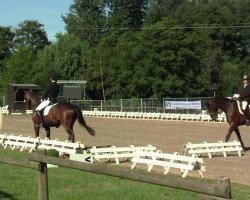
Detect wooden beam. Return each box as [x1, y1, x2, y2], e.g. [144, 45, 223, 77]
[28, 153, 231, 199]
[0, 156, 38, 169]
[38, 162, 48, 200]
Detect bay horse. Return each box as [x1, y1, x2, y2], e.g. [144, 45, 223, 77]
[207, 97, 248, 151]
[24, 90, 95, 142]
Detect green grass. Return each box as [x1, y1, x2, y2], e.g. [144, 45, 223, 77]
[0, 148, 250, 200]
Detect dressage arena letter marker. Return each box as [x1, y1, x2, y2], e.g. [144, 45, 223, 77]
[69, 153, 92, 163]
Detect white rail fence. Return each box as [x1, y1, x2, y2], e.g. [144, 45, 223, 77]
[0, 133, 85, 155]
[38, 138, 85, 155]
[88, 145, 157, 164]
[82, 110, 226, 122]
[3, 134, 39, 153]
[1, 133, 242, 179]
[183, 140, 243, 158]
[131, 151, 206, 178]
[1, 105, 9, 115]
[1, 105, 226, 123]
[70, 145, 206, 178]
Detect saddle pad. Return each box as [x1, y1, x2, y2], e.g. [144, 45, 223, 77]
[44, 104, 58, 116]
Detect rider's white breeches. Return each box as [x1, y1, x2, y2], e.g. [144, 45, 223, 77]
[36, 100, 51, 111]
[242, 101, 248, 110]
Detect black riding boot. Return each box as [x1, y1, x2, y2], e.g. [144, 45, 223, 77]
[36, 111, 44, 127]
[242, 109, 250, 126]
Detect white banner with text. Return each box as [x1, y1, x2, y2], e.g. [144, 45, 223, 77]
[165, 101, 201, 110]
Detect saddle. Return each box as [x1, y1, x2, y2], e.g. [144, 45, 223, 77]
[236, 100, 250, 115]
[42, 103, 58, 116]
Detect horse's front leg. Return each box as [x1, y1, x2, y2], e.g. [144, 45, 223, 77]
[234, 127, 246, 151]
[225, 123, 236, 142]
[45, 127, 51, 139]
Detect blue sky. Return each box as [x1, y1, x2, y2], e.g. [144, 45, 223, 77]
[0, 0, 74, 41]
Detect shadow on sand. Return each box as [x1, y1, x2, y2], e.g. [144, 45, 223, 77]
[244, 146, 250, 151]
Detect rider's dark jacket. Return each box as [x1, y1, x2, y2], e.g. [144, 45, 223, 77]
[43, 81, 60, 103]
[238, 83, 250, 103]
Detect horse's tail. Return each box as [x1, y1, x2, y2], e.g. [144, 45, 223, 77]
[74, 106, 95, 136]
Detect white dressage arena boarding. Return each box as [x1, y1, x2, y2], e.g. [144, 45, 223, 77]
[88, 144, 157, 164]
[0, 133, 243, 178]
[183, 140, 243, 158]
[0, 133, 84, 155]
[131, 151, 205, 178]
[70, 145, 206, 178]
[81, 110, 226, 122]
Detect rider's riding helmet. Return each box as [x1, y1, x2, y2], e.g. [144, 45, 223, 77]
[51, 74, 57, 81]
[243, 75, 250, 81]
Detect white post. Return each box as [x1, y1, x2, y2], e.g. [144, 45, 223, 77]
[120, 99, 123, 112]
[0, 107, 2, 130]
[141, 98, 143, 112]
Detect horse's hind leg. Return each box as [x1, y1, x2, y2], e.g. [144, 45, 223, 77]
[64, 126, 75, 142]
[45, 127, 51, 139]
[234, 127, 246, 151]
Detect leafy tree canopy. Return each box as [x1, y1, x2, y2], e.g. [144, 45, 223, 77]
[1, 0, 250, 100]
[14, 20, 50, 52]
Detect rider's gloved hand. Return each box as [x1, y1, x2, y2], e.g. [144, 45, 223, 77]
[233, 94, 240, 99]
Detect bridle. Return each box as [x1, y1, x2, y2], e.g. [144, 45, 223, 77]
[24, 94, 31, 109]
[207, 102, 218, 120]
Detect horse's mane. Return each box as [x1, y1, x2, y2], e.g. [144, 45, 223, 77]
[212, 97, 234, 103]
[27, 90, 39, 99]
[207, 97, 235, 111]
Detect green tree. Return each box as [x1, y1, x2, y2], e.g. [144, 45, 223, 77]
[236, 0, 250, 56]
[0, 26, 14, 60]
[14, 20, 49, 51]
[145, 0, 184, 25]
[103, 32, 141, 98]
[63, 0, 106, 46]
[0, 26, 14, 77]
[33, 33, 90, 95]
[1, 0, 250, 99]
[107, 0, 148, 30]
[1, 47, 36, 94]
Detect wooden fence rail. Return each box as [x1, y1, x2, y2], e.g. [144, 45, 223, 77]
[28, 151, 231, 199]
[0, 151, 232, 200]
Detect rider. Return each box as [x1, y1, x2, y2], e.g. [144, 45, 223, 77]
[233, 74, 250, 126]
[35, 74, 60, 127]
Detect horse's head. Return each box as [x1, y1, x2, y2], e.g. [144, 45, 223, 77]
[24, 90, 31, 109]
[207, 98, 219, 121]
[24, 90, 40, 110]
